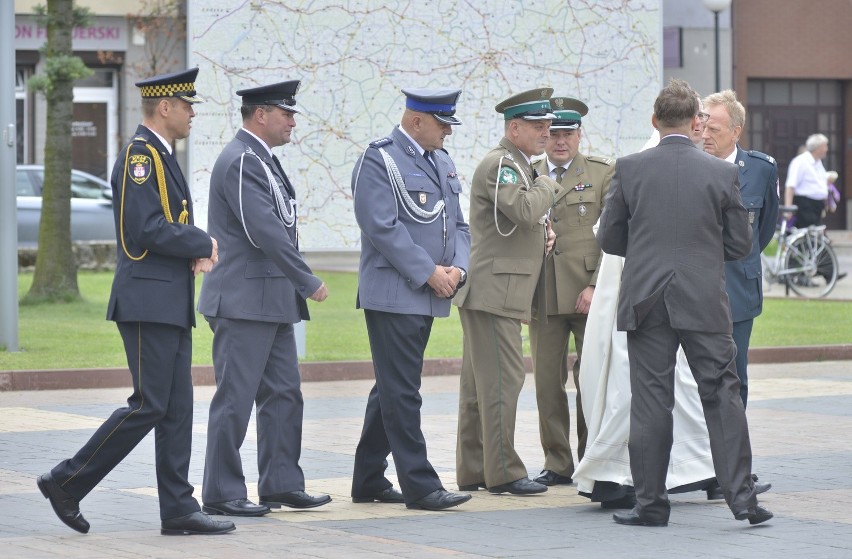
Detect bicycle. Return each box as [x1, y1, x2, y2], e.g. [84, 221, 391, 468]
[760, 205, 839, 298]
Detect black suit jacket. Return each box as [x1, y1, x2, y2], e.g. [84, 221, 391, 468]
[597, 135, 752, 334]
[107, 125, 213, 329]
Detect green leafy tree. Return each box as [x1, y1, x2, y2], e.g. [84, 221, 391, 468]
[24, 0, 92, 303]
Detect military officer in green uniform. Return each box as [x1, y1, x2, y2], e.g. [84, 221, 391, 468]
[454, 88, 569, 495]
[529, 97, 615, 486]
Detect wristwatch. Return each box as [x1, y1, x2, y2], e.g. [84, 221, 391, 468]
[458, 268, 467, 284]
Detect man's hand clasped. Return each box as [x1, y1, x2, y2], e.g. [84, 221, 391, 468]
[192, 237, 219, 276]
[427, 265, 463, 298]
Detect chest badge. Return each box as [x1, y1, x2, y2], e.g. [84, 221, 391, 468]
[419, 192, 427, 205]
[578, 204, 588, 216]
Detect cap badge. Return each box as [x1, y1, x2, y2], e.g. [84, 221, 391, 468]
[554, 98, 564, 109]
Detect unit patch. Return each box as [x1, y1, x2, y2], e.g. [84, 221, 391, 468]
[498, 166, 519, 184]
[129, 154, 152, 185]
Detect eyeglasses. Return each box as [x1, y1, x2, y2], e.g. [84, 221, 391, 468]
[697, 112, 710, 123]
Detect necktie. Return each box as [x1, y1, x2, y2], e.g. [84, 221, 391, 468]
[271, 154, 295, 197]
[424, 151, 438, 174]
[554, 166, 567, 182]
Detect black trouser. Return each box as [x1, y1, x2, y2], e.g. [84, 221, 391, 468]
[351, 310, 443, 505]
[792, 195, 825, 228]
[51, 321, 199, 520]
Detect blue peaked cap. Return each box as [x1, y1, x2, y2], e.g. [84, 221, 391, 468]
[402, 88, 462, 125]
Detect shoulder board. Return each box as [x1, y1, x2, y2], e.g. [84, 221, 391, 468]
[131, 135, 149, 144]
[587, 155, 615, 166]
[746, 150, 776, 166]
[369, 137, 393, 148]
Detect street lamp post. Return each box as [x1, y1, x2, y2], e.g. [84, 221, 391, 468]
[703, 0, 733, 92]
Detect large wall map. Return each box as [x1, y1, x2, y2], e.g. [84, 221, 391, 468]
[188, 0, 661, 248]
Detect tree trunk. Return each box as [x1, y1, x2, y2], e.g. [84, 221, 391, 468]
[26, 0, 79, 302]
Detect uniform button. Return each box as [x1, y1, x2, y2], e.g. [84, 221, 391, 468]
[266, 270, 271, 275]
[554, 249, 561, 255]
[553, 217, 559, 222]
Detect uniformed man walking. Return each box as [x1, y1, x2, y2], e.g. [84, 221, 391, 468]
[198, 80, 331, 517]
[530, 97, 614, 487]
[454, 88, 568, 495]
[351, 88, 472, 511]
[37, 68, 234, 536]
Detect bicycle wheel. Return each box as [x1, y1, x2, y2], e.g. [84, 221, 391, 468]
[783, 231, 838, 297]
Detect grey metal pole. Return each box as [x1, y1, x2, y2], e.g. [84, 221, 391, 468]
[0, 1, 20, 352]
[714, 10, 721, 92]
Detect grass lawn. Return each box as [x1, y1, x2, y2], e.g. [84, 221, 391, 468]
[0, 270, 849, 371]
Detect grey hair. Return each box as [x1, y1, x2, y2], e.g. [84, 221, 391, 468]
[806, 133, 829, 152]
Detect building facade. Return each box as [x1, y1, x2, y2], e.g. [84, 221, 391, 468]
[664, 0, 850, 230]
[14, 0, 188, 179]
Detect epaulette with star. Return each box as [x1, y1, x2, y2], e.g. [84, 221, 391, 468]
[369, 137, 393, 148]
[746, 149, 776, 167]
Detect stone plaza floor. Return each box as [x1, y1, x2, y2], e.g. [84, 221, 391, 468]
[2, 361, 852, 558]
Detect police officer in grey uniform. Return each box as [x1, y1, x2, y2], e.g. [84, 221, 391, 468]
[198, 80, 331, 516]
[350, 88, 472, 511]
[38, 68, 234, 536]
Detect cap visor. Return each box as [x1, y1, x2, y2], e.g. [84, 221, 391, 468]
[521, 112, 556, 121]
[275, 102, 302, 114]
[434, 114, 461, 125]
[178, 94, 205, 104]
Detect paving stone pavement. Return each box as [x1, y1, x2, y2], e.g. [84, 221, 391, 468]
[2, 361, 852, 558]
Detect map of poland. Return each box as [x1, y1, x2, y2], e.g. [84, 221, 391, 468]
[188, 0, 661, 249]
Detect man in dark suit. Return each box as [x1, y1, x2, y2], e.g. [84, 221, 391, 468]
[702, 90, 779, 408]
[37, 68, 234, 536]
[198, 80, 331, 516]
[597, 79, 772, 527]
[350, 88, 471, 511]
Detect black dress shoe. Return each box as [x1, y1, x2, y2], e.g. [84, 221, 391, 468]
[613, 507, 668, 527]
[202, 498, 270, 517]
[406, 489, 471, 511]
[458, 482, 486, 491]
[260, 490, 331, 509]
[601, 492, 637, 510]
[734, 505, 773, 525]
[533, 470, 573, 486]
[161, 511, 236, 535]
[352, 486, 404, 503]
[488, 477, 547, 495]
[37, 473, 90, 534]
[707, 480, 771, 501]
